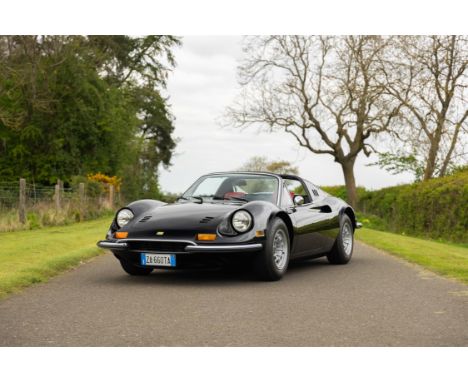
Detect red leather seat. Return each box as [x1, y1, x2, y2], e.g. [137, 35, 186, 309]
[224, 192, 246, 199]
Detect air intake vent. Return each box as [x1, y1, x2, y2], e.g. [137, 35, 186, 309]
[199, 216, 214, 223]
[138, 215, 152, 223]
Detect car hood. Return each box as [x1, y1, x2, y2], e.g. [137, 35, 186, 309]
[124, 202, 241, 238]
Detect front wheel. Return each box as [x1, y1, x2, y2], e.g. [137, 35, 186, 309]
[120, 259, 153, 276]
[327, 214, 354, 264]
[253, 218, 290, 281]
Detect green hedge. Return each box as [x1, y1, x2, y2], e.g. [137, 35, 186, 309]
[322, 169, 468, 243]
[321, 185, 368, 202]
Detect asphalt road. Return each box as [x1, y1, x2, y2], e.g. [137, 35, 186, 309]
[0, 242, 467, 346]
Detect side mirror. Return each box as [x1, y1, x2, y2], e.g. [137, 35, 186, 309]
[293, 195, 304, 206]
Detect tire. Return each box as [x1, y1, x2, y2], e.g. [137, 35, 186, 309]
[253, 218, 290, 281]
[120, 259, 153, 276]
[327, 214, 354, 265]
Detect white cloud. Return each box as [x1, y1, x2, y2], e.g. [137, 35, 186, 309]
[159, 36, 413, 194]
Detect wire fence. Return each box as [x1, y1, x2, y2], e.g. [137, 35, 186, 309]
[0, 179, 118, 231]
[1, 182, 65, 207]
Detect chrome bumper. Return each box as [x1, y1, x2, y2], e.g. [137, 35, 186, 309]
[185, 243, 262, 253]
[97, 240, 262, 253]
[97, 240, 128, 249]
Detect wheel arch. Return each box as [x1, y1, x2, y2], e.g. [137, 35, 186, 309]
[341, 206, 357, 230]
[271, 211, 294, 247]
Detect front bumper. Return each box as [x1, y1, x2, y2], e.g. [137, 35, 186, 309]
[97, 239, 263, 253]
[184, 244, 262, 253]
[97, 241, 129, 249]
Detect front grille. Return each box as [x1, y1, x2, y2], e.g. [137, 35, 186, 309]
[127, 240, 189, 253]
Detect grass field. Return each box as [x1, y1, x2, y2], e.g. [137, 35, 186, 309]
[0, 217, 111, 299]
[356, 228, 468, 285]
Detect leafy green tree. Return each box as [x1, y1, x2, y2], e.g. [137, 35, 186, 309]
[0, 35, 179, 200]
[369, 152, 425, 181]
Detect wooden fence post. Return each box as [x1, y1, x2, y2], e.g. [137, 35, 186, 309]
[79, 182, 85, 220]
[109, 185, 114, 208]
[19, 178, 26, 224]
[54, 180, 61, 211]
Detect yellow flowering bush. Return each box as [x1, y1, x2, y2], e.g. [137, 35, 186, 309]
[87, 173, 121, 192]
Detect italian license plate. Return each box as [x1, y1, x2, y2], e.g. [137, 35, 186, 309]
[140, 253, 176, 267]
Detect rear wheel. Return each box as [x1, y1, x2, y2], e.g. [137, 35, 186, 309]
[253, 218, 290, 281]
[327, 214, 354, 264]
[120, 259, 153, 276]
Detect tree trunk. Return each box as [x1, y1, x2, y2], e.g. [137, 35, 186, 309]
[423, 150, 437, 180]
[439, 121, 462, 177]
[423, 118, 444, 180]
[340, 160, 358, 208]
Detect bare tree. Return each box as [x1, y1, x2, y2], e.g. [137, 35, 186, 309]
[380, 35, 468, 180]
[226, 36, 399, 207]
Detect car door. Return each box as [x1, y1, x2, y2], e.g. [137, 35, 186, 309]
[282, 179, 331, 258]
[304, 180, 341, 253]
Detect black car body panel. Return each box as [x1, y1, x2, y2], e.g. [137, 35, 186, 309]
[98, 171, 358, 269]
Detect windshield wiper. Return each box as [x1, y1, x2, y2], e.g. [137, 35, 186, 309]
[210, 195, 248, 203]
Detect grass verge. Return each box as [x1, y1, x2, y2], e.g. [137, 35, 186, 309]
[0, 217, 111, 299]
[356, 228, 468, 285]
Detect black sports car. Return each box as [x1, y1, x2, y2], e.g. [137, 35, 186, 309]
[97, 172, 361, 281]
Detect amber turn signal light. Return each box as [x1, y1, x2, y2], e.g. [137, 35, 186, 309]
[197, 233, 217, 241]
[115, 231, 128, 239]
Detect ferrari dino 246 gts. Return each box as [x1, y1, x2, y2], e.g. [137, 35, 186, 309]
[98, 172, 361, 281]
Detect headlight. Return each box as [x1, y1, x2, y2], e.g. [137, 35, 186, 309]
[231, 210, 253, 233]
[116, 208, 134, 228]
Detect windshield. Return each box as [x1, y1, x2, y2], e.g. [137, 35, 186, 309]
[182, 173, 279, 204]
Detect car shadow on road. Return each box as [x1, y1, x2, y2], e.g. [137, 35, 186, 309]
[97, 257, 332, 287]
